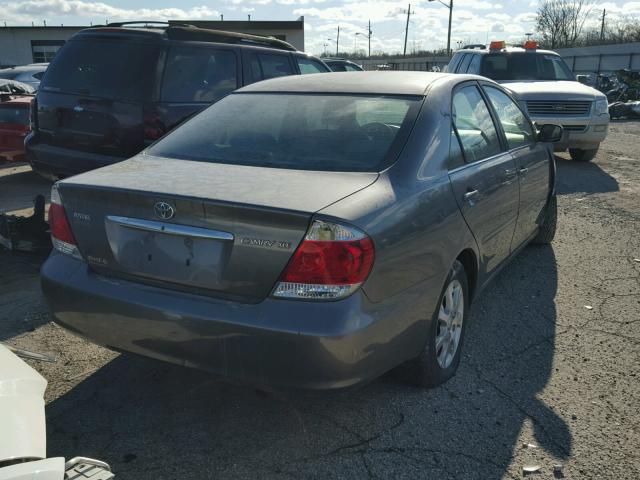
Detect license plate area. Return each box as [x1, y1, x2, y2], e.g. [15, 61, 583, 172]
[104, 216, 233, 290]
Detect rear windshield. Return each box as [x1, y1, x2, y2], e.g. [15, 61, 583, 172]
[0, 106, 29, 125]
[147, 93, 422, 172]
[481, 53, 574, 81]
[40, 39, 161, 101]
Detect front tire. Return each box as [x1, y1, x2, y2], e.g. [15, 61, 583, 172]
[569, 147, 598, 162]
[404, 260, 469, 388]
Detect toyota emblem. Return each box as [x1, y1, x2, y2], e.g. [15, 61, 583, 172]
[154, 201, 175, 220]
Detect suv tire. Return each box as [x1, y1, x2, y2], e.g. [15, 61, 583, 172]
[403, 260, 469, 388]
[532, 194, 557, 245]
[569, 147, 598, 162]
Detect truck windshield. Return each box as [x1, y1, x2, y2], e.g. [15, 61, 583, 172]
[480, 52, 575, 81]
[148, 93, 422, 172]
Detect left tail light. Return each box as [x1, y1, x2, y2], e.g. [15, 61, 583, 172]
[49, 184, 81, 259]
[272, 219, 375, 300]
[29, 97, 37, 131]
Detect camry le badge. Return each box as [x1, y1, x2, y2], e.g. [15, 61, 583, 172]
[73, 105, 84, 112]
[154, 201, 175, 220]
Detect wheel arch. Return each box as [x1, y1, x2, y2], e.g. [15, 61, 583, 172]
[456, 248, 478, 302]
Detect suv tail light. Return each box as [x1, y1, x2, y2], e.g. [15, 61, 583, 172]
[29, 97, 38, 131]
[272, 220, 374, 300]
[49, 184, 81, 259]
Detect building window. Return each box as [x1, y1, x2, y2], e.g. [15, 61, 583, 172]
[31, 41, 65, 63]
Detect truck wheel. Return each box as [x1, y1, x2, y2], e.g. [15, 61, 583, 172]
[404, 260, 469, 388]
[569, 148, 598, 162]
[532, 194, 557, 245]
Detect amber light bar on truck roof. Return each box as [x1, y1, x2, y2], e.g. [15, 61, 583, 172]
[489, 40, 506, 50]
[523, 40, 538, 49]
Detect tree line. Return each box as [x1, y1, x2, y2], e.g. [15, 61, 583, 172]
[536, 0, 640, 48]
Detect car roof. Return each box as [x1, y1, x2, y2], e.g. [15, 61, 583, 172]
[456, 47, 558, 56]
[238, 71, 454, 95]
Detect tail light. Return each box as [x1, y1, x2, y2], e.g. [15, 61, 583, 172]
[272, 220, 374, 300]
[49, 184, 81, 259]
[29, 97, 38, 131]
[143, 105, 166, 143]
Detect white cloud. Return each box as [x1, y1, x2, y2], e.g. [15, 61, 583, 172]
[0, 0, 220, 23]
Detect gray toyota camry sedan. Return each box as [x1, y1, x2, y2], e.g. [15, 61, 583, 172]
[42, 72, 562, 389]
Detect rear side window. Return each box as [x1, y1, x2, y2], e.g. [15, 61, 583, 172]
[249, 53, 293, 81]
[345, 63, 363, 71]
[446, 53, 463, 73]
[296, 57, 328, 74]
[40, 40, 161, 101]
[0, 106, 29, 125]
[466, 55, 481, 74]
[33, 72, 45, 80]
[457, 54, 473, 73]
[452, 85, 501, 162]
[162, 47, 238, 103]
[0, 70, 21, 80]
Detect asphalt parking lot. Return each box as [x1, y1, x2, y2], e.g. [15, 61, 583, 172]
[1, 121, 639, 479]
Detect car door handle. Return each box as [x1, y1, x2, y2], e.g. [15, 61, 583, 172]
[519, 167, 529, 175]
[463, 189, 479, 205]
[504, 168, 517, 176]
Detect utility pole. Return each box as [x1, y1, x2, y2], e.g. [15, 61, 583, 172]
[600, 9, 606, 43]
[368, 19, 371, 59]
[336, 25, 340, 56]
[403, 4, 413, 57]
[446, 0, 453, 56]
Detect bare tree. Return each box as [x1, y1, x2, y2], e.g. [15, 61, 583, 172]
[536, 0, 596, 48]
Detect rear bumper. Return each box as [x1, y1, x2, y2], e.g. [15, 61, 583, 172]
[41, 253, 434, 390]
[25, 133, 125, 178]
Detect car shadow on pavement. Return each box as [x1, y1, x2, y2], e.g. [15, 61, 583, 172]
[44, 245, 569, 479]
[554, 154, 618, 196]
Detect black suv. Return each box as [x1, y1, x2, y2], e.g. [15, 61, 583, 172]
[26, 22, 330, 179]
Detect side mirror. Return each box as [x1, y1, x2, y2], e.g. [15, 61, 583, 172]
[538, 124, 563, 143]
[576, 74, 589, 85]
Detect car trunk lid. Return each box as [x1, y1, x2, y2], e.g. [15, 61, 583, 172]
[57, 155, 378, 302]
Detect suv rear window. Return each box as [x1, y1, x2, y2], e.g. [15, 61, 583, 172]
[40, 39, 161, 101]
[481, 52, 574, 81]
[148, 93, 422, 172]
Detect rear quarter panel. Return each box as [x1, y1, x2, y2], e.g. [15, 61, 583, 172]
[319, 78, 478, 346]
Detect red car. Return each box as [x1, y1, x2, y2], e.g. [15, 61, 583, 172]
[0, 96, 31, 162]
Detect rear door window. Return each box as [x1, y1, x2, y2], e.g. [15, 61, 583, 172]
[162, 46, 238, 103]
[452, 85, 502, 162]
[483, 86, 535, 149]
[296, 57, 328, 74]
[249, 53, 294, 82]
[40, 40, 161, 101]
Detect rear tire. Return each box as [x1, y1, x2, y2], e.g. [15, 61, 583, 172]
[532, 194, 557, 245]
[569, 147, 598, 162]
[404, 260, 469, 388]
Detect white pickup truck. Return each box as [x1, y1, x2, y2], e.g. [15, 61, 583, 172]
[447, 41, 610, 162]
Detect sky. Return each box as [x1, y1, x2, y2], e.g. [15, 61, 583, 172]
[0, 0, 639, 55]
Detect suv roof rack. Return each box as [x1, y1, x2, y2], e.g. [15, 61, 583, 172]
[100, 22, 297, 52]
[107, 21, 175, 28]
[165, 26, 297, 51]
